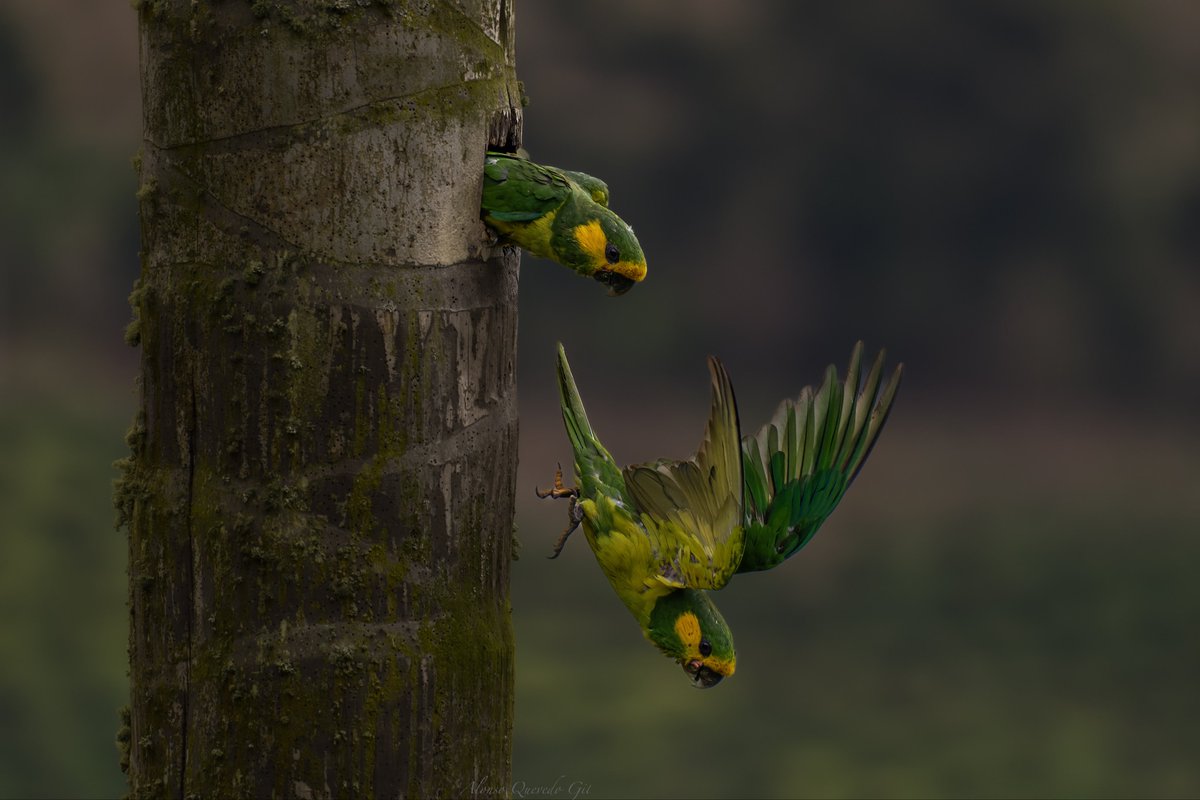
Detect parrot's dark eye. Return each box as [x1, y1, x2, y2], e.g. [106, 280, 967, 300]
[699, 639, 712, 657]
[604, 243, 620, 264]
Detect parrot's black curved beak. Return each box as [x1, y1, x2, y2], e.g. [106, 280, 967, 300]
[683, 660, 725, 689]
[594, 270, 636, 296]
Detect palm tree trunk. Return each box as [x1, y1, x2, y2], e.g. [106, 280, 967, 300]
[118, 1, 522, 796]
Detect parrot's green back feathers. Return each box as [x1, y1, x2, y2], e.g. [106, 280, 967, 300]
[482, 155, 569, 222]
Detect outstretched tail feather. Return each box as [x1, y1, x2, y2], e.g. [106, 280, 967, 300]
[556, 343, 598, 459]
[555, 344, 631, 508]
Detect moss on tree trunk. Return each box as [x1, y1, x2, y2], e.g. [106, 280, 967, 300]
[117, 1, 522, 797]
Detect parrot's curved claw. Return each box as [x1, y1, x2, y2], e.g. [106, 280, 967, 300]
[537, 464, 582, 558]
[548, 499, 584, 560]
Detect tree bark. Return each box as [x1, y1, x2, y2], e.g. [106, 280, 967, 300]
[118, 1, 521, 797]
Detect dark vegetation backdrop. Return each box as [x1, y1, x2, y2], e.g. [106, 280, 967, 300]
[2, 1, 1198, 797]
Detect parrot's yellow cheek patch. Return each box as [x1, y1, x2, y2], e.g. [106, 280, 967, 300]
[674, 612, 703, 651]
[572, 219, 608, 266]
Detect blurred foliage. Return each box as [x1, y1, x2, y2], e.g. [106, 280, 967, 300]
[2, 0, 1199, 797]
[0, 393, 129, 798]
[515, 502, 1200, 798]
[513, 406, 1200, 798]
[516, 0, 1200, 408]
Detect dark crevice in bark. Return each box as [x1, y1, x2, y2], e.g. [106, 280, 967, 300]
[179, 363, 197, 800]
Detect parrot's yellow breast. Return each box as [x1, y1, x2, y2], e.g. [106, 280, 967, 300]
[579, 497, 672, 627]
[489, 208, 558, 260]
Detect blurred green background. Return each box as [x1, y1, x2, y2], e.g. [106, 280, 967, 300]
[3, 1, 1199, 797]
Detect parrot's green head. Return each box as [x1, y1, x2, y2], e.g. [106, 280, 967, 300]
[645, 589, 736, 688]
[566, 206, 646, 296]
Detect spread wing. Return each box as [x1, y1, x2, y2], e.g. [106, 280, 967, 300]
[623, 357, 745, 591]
[739, 342, 902, 572]
[482, 153, 572, 222]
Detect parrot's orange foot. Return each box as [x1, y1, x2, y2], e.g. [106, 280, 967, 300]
[536, 464, 583, 559]
[535, 463, 579, 501]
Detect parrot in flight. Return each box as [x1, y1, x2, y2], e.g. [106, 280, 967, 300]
[538, 342, 902, 686]
[481, 152, 646, 295]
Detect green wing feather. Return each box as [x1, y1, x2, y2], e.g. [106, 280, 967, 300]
[623, 357, 746, 590]
[482, 153, 572, 223]
[738, 342, 902, 573]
